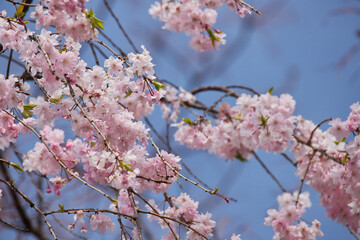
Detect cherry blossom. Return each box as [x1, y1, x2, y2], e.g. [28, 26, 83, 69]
[90, 213, 116, 233]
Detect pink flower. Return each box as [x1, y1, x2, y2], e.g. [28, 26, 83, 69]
[49, 176, 66, 195]
[90, 213, 116, 233]
[328, 118, 350, 141]
[237, 6, 251, 18]
[230, 233, 242, 240]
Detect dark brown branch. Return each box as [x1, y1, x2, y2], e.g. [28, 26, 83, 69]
[6, 49, 13, 79]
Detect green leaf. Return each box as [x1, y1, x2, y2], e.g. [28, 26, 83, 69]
[342, 153, 349, 164]
[50, 98, 60, 104]
[16, 4, 25, 18]
[182, 117, 193, 126]
[259, 112, 269, 127]
[268, 87, 274, 95]
[23, 104, 37, 111]
[92, 17, 104, 30]
[10, 163, 23, 173]
[50, 94, 66, 104]
[206, 28, 220, 47]
[10, 177, 15, 184]
[23, 109, 29, 119]
[152, 81, 168, 91]
[235, 153, 247, 162]
[125, 90, 133, 98]
[211, 187, 219, 194]
[119, 161, 133, 172]
[334, 137, 346, 145]
[58, 204, 65, 212]
[23, 104, 37, 118]
[86, 8, 105, 30]
[111, 198, 118, 204]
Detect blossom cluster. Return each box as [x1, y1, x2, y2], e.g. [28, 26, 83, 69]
[291, 103, 360, 234]
[161, 86, 197, 122]
[149, 0, 251, 51]
[169, 89, 360, 236]
[173, 93, 296, 160]
[146, 193, 217, 239]
[30, 0, 96, 41]
[0, 6, 187, 236]
[264, 191, 323, 240]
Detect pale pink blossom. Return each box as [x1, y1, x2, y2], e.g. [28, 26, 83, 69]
[90, 213, 116, 233]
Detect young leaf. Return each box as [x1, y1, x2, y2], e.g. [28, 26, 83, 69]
[16, 5, 25, 18]
[259, 112, 269, 127]
[206, 28, 220, 47]
[10, 163, 24, 173]
[119, 161, 133, 172]
[268, 87, 274, 95]
[125, 90, 133, 98]
[23, 104, 37, 111]
[152, 81, 168, 91]
[23, 109, 29, 119]
[86, 8, 105, 30]
[211, 187, 219, 194]
[58, 204, 65, 212]
[235, 153, 247, 162]
[50, 98, 60, 104]
[182, 117, 193, 126]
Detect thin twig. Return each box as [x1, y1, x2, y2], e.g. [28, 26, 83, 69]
[144, 117, 168, 148]
[252, 152, 287, 193]
[0, 179, 58, 240]
[236, 0, 262, 15]
[127, 188, 143, 240]
[191, 86, 240, 98]
[6, 49, 13, 78]
[103, 0, 139, 53]
[147, 133, 230, 202]
[295, 150, 316, 206]
[6, 0, 38, 7]
[45, 208, 134, 220]
[137, 209, 210, 240]
[132, 190, 179, 240]
[0, 218, 30, 232]
[203, 92, 232, 118]
[87, 41, 100, 66]
[307, 118, 332, 145]
[348, 225, 360, 240]
[293, 134, 342, 164]
[280, 153, 297, 167]
[98, 30, 127, 57]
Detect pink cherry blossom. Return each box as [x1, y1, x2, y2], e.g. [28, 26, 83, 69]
[90, 213, 116, 233]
